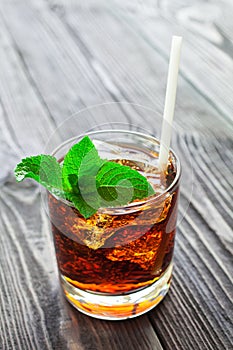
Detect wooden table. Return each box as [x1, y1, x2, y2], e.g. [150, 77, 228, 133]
[0, 1, 232, 349]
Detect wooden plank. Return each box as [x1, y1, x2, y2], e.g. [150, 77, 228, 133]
[107, 0, 233, 132]
[0, 0, 157, 152]
[0, 0, 232, 349]
[0, 1, 129, 121]
[0, 15, 56, 156]
[3, 0, 231, 139]
[49, 1, 233, 137]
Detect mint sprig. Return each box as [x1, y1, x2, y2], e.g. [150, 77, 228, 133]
[14, 155, 65, 198]
[14, 136, 155, 218]
[96, 161, 155, 205]
[62, 136, 105, 193]
[66, 174, 99, 218]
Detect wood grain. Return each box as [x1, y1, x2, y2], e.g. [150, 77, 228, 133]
[0, 0, 232, 349]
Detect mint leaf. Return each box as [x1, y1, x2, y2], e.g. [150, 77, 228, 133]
[66, 174, 98, 219]
[14, 155, 64, 197]
[62, 136, 105, 193]
[96, 161, 155, 207]
[62, 136, 105, 218]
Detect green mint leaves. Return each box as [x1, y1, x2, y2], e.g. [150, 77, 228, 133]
[62, 136, 106, 218]
[96, 162, 155, 205]
[14, 155, 64, 198]
[15, 136, 155, 218]
[62, 136, 105, 192]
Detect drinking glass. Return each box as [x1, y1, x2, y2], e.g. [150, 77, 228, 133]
[47, 128, 181, 320]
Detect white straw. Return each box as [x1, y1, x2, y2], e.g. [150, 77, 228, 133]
[158, 36, 182, 171]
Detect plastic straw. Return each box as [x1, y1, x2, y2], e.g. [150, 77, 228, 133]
[158, 36, 182, 171]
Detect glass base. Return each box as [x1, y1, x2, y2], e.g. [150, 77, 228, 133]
[60, 262, 173, 320]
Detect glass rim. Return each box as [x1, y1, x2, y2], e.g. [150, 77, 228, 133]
[50, 129, 181, 213]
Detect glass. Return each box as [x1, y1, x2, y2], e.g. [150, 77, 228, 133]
[48, 130, 181, 320]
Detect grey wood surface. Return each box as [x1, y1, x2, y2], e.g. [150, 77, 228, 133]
[0, 0, 232, 349]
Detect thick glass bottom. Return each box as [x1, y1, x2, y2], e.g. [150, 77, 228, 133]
[60, 262, 173, 320]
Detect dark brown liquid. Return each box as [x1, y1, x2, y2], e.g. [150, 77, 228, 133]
[48, 163, 179, 294]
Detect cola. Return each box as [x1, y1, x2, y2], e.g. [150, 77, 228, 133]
[48, 159, 179, 295]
